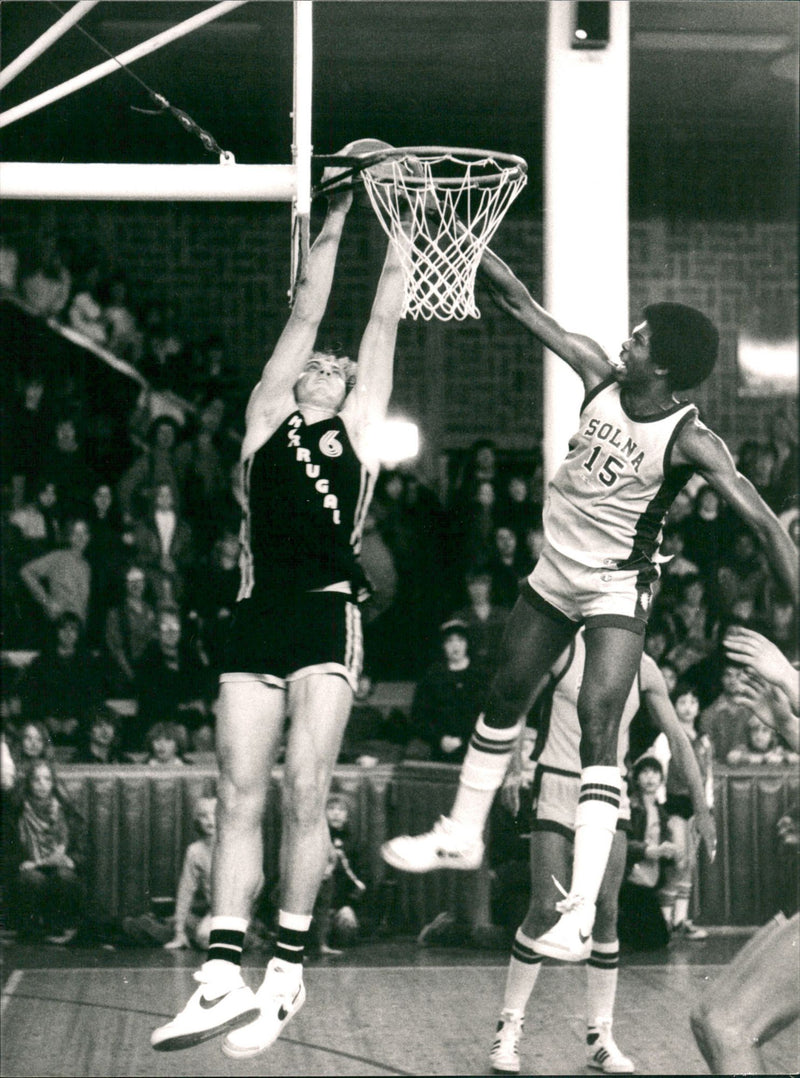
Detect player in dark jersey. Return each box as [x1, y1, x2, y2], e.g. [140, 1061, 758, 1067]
[153, 151, 407, 1057]
[382, 245, 797, 964]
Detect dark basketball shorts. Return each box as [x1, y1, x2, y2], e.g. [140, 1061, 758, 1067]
[219, 589, 363, 692]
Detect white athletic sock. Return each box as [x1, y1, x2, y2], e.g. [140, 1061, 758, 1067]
[660, 902, 675, 928]
[569, 767, 621, 904]
[451, 715, 524, 833]
[502, 928, 544, 1014]
[586, 939, 619, 1027]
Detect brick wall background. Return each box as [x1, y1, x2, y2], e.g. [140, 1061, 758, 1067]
[6, 201, 797, 471]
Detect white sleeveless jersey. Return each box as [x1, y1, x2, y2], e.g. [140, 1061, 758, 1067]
[543, 377, 697, 569]
[536, 629, 656, 782]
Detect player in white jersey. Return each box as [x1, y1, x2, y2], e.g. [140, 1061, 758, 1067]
[489, 627, 714, 1074]
[153, 145, 409, 1057]
[382, 244, 796, 964]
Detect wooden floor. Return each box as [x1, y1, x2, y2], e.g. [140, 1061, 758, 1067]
[1, 937, 797, 1076]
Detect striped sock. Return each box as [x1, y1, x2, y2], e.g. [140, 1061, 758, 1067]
[274, 910, 312, 967]
[570, 766, 621, 904]
[451, 715, 524, 833]
[207, 915, 248, 967]
[502, 929, 544, 1014]
[586, 939, 619, 1028]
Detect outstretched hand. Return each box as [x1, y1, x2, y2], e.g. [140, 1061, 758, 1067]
[724, 626, 799, 710]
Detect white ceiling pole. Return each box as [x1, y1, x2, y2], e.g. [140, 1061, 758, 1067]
[0, 1, 100, 92]
[0, 0, 248, 129]
[0, 162, 296, 201]
[293, 1, 313, 221]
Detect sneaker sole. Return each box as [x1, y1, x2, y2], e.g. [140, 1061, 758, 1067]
[380, 844, 481, 874]
[490, 1061, 521, 1074]
[151, 1008, 261, 1052]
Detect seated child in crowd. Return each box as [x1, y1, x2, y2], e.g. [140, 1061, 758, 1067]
[164, 796, 216, 951]
[313, 792, 367, 954]
[726, 714, 799, 767]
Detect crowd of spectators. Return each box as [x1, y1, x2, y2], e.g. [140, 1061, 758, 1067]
[0, 225, 797, 949]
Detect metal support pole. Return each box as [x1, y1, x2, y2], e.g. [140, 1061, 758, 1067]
[0, 1, 100, 91]
[0, 0, 247, 129]
[290, 1, 314, 298]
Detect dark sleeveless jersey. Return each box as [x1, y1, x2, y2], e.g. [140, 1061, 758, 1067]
[237, 411, 376, 600]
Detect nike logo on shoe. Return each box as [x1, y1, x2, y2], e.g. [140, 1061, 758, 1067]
[277, 985, 302, 1022]
[579, 930, 591, 944]
[199, 991, 231, 1010]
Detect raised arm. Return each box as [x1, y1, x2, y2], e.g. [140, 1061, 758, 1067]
[242, 191, 353, 450]
[340, 234, 406, 467]
[673, 418, 798, 601]
[723, 626, 800, 715]
[477, 246, 612, 390]
[640, 656, 717, 862]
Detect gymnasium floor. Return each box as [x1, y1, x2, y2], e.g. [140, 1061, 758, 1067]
[1, 933, 797, 1076]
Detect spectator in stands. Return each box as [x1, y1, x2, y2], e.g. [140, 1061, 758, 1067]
[453, 478, 500, 577]
[164, 796, 217, 951]
[617, 756, 675, 952]
[766, 406, 799, 516]
[103, 562, 158, 698]
[190, 531, 240, 679]
[133, 605, 213, 754]
[3, 372, 50, 511]
[498, 473, 539, 551]
[174, 397, 234, 559]
[102, 274, 143, 365]
[487, 525, 528, 610]
[643, 616, 675, 667]
[449, 567, 510, 680]
[19, 516, 92, 643]
[18, 611, 102, 751]
[725, 657, 800, 769]
[699, 662, 754, 762]
[450, 438, 498, 510]
[716, 527, 771, 622]
[117, 415, 183, 527]
[7, 720, 55, 791]
[664, 574, 717, 675]
[132, 481, 195, 608]
[13, 759, 85, 943]
[85, 481, 127, 647]
[145, 721, 189, 767]
[7, 477, 62, 563]
[139, 302, 187, 391]
[313, 792, 367, 954]
[766, 597, 799, 664]
[183, 334, 240, 410]
[663, 485, 694, 528]
[73, 705, 125, 765]
[681, 484, 726, 583]
[659, 682, 713, 941]
[726, 714, 798, 767]
[19, 234, 71, 320]
[67, 264, 107, 345]
[46, 416, 97, 524]
[405, 620, 485, 764]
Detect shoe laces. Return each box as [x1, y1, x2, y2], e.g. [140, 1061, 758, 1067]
[551, 877, 586, 914]
[262, 961, 302, 1005]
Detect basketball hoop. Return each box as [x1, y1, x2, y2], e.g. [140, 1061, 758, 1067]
[321, 146, 527, 321]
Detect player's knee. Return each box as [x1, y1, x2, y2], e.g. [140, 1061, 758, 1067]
[216, 774, 266, 829]
[282, 770, 328, 827]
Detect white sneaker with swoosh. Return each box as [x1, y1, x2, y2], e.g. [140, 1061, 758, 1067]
[151, 962, 259, 1051]
[381, 816, 484, 873]
[222, 960, 306, 1059]
[532, 891, 595, 962]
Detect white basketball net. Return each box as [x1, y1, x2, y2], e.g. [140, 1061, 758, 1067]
[361, 150, 527, 321]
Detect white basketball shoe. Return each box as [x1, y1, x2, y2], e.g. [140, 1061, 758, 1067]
[532, 893, 595, 962]
[489, 1010, 524, 1073]
[380, 816, 484, 873]
[150, 961, 259, 1051]
[587, 1020, 635, 1073]
[221, 959, 306, 1059]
